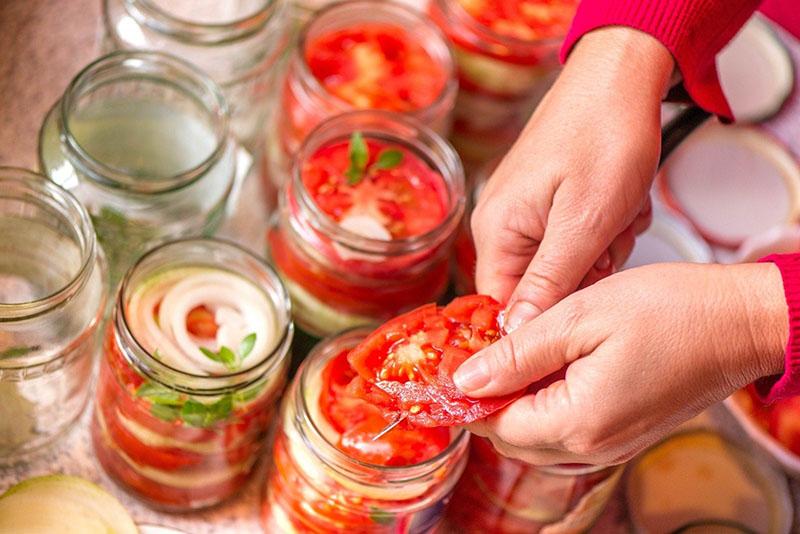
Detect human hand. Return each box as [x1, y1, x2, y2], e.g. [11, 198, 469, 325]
[455, 262, 788, 465]
[472, 27, 675, 331]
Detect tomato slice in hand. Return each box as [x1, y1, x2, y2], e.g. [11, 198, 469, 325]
[348, 295, 522, 426]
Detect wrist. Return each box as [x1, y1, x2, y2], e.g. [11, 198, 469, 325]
[725, 263, 788, 380]
[566, 26, 675, 103]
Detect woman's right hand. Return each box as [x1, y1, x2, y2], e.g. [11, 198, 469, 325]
[472, 27, 675, 330]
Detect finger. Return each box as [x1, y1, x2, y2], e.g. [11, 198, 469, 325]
[631, 195, 653, 236]
[453, 302, 583, 397]
[608, 227, 636, 269]
[505, 185, 617, 330]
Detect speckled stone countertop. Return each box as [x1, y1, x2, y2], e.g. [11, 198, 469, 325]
[2, 2, 800, 533]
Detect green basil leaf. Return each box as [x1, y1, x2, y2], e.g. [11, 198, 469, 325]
[150, 403, 180, 422]
[199, 347, 224, 363]
[180, 396, 233, 428]
[369, 506, 394, 525]
[234, 383, 263, 404]
[372, 149, 403, 171]
[345, 131, 369, 185]
[136, 383, 182, 406]
[218, 346, 238, 369]
[239, 333, 257, 360]
[0, 346, 39, 360]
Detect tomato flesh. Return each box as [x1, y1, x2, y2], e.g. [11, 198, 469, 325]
[319, 349, 450, 466]
[348, 295, 521, 426]
[456, 0, 577, 41]
[302, 138, 449, 239]
[186, 305, 218, 339]
[306, 25, 448, 112]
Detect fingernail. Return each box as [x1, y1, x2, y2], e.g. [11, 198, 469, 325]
[454, 356, 490, 393]
[504, 301, 541, 333]
[594, 251, 611, 270]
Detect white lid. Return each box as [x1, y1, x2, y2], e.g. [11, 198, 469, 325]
[624, 206, 714, 268]
[658, 123, 800, 248]
[717, 15, 794, 123]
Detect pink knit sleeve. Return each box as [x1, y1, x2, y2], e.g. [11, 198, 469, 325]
[754, 254, 800, 402]
[560, 0, 762, 120]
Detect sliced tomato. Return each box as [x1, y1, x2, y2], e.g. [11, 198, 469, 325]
[455, 0, 577, 41]
[305, 24, 448, 112]
[348, 295, 521, 426]
[186, 305, 218, 339]
[319, 348, 450, 465]
[301, 138, 449, 240]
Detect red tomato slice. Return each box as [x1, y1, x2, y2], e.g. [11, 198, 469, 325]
[319, 349, 450, 465]
[301, 139, 449, 240]
[186, 305, 218, 339]
[348, 295, 521, 426]
[456, 0, 577, 41]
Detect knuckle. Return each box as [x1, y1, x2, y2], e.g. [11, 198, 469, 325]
[486, 336, 525, 377]
[521, 266, 573, 304]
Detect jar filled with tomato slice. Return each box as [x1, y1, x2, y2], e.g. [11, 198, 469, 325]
[261, 328, 469, 532]
[91, 238, 293, 511]
[267, 110, 465, 336]
[429, 0, 578, 169]
[274, 0, 457, 165]
[445, 436, 623, 533]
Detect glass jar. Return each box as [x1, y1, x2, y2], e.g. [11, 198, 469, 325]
[267, 110, 465, 337]
[445, 436, 623, 533]
[91, 238, 293, 510]
[261, 328, 469, 532]
[429, 0, 578, 170]
[275, 0, 457, 164]
[39, 51, 237, 288]
[103, 0, 289, 154]
[0, 168, 107, 463]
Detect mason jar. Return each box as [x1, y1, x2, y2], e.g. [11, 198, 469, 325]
[261, 328, 469, 532]
[91, 238, 293, 510]
[275, 0, 457, 163]
[445, 436, 623, 533]
[267, 110, 465, 336]
[39, 51, 237, 288]
[428, 0, 578, 169]
[0, 168, 107, 463]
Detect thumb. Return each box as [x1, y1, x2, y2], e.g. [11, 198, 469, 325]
[505, 194, 614, 331]
[453, 310, 572, 397]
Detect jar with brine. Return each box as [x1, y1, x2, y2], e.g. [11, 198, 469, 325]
[429, 0, 578, 169]
[0, 168, 107, 462]
[445, 437, 623, 533]
[261, 328, 469, 532]
[267, 111, 465, 336]
[276, 0, 457, 162]
[102, 0, 289, 154]
[91, 238, 293, 510]
[39, 51, 237, 287]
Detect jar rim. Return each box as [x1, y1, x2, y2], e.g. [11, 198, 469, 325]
[289, 110, 465, 257]
[294, 0, 457, 122]
[0, 168, 98, 321]
[433, 0, 568, 53]
[58, 51, 230, 194]
[115, 237, 293, 394]
[121, 0, 280, 44]
[297, 327, 469, 480]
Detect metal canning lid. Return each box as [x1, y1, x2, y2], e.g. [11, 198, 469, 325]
[624, 204, 714, 268]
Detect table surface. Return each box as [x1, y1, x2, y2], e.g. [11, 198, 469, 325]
[2, 2, 800, 533]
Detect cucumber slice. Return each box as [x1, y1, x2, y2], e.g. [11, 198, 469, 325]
[282, 277, 374, 336]
[0, 475, 137, 534]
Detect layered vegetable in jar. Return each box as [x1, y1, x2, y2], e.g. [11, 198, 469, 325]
[429, 0, 578, 169]
[268, 110, 464, 336]
[261, 328, 469, 532]
[91, 239, 292, 510]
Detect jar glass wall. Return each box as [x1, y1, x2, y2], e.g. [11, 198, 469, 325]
[39, 51, 236, 288]
[91, 238, 293, 510]
[261, 328, 469, 532]
[0, 168, 107, 463]
[267, 110, 465, 336]
[445, 436, 623, 533]
[429, 0, 578, 170]
[274, 0, 456, 166]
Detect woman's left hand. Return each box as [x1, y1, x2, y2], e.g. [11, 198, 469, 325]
[454, 262, 788, 465]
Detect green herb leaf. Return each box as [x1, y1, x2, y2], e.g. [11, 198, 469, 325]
[371, 149, 403, 171]
[0, 346, 39, 360]
[150, 403, 181, 422]
[369, 506, 394, 525]
[345, 131, 369, 186]
[200, 346, 238, 370]
[180, 396, 233, 428]
[136, 383, 182, 406]
[239, 333, 257, 360]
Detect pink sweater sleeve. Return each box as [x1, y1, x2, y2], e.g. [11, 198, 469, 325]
[560, 0, 762, 120]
